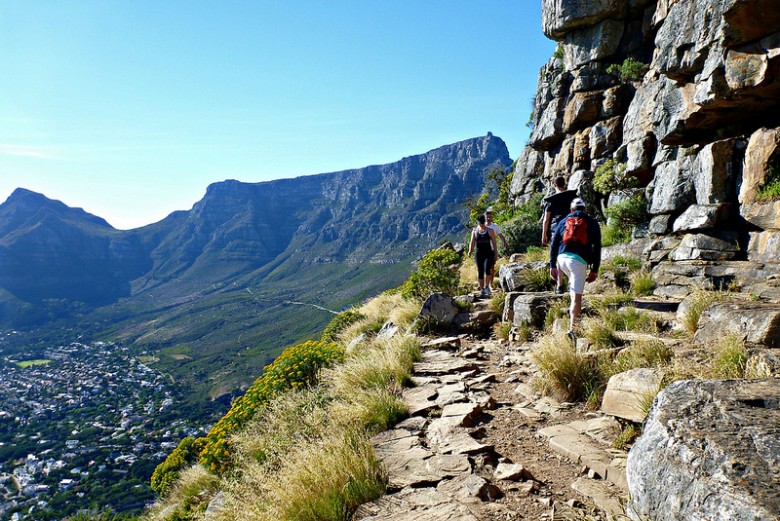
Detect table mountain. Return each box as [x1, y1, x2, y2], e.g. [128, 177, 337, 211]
[0, 134, 511, 402]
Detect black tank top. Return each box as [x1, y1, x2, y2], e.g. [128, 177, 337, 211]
[475, 228, 492, 254]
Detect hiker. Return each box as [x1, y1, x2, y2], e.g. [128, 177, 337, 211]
[549, 198, 601, 340]
[485, 207, 509, 290]
[468, 214, 497, 298]
[541, 176, 578, 294]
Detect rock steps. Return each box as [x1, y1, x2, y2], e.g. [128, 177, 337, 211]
[357, 321, 631, 520]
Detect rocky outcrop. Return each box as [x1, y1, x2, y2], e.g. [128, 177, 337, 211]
[511, 0, 780, 295]
[626, 379, 780, 520]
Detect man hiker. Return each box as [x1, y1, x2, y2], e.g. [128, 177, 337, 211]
[485, 207, 508, 290]
[541, 176, 578, 293]
[549, 197, 601, 341]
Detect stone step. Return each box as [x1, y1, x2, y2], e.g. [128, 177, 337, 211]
[538, 419, 628, 491]
[571, 477, 627, 519]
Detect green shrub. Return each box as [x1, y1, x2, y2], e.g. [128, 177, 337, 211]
[605, 194, 649, 227]
[502, 216, 543, 254]
[401, 248, 462, 301]
[519, 267, 556, 292]
[151, 436, 208, 496]
[321, 310, 366, 342]
[606, 57, 647, 83]
[630, 270, 655, 297]
[601, 221, 633, 246]
[757, 160, 780, 201]
[496, 321, 513, 341]
[198, 340, 345, 474]
[593, 159, 637, 194]
[521, 245, 549, 262]
[602, 338, 673, 378]
[604, 255, 642, 273]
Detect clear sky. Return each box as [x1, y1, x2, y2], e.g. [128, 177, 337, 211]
[0, 1, 554, 229]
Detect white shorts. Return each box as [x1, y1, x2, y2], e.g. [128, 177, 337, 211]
[557, 255, 588, 294]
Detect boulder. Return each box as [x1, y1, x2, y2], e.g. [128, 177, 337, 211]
[692, 139, 739, 205]
[530, 96, 566, 151]
[416, 293, 459, 328]
[512, 293, 567, 329]
[694, 301, 780, 348]
[377, 321, 400, 340]
[501, 292, 522, 323]
[747, 230, 780, 262]
[589, 117, 623, 159]
[573, 128, 591, 167]
[601, 368, 664, 423]
[627, 379, 780, 521]
[498, 262, 549, 292]
[741, 200, 780, 231]
[648, 215, 672, 235]
[671, 204, 734, 233]
[668, 232, 738, 262]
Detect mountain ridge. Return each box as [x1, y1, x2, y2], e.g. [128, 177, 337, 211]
[0, 133, 511, 403]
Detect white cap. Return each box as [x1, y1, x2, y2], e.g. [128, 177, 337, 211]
[571, 197, 586, 209]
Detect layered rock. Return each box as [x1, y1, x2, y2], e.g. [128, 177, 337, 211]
[626, 379, 780, 520]
[511, 0, 780, 293]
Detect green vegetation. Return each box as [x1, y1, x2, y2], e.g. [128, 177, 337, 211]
[401, 248, 462, 301]
[757, 159, 780, 201]
[606, 57, 647, 83]
[681, 290, 723, 336]
[321, 310, 366, 342]
[711, 334, 749, 378]
[150, 437, 208, 495]
[519, 266, 556, 292]
[612, 424, 641, 450]
[601, 222, 633, 246]
[593, 159, 637, 194]
[630, 270, 656, 297]
[15, 358, 51, 368]
[531, 334, 602, 402]
[148, 292, 422, 521]
[605, 194, 649, 227]
[520, 245, 549, 262]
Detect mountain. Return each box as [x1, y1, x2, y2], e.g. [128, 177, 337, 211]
[0, 134, 511, 402]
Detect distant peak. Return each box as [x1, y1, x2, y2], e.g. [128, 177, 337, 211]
[2, 188, 113, 229]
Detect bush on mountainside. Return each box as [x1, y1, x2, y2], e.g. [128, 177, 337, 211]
[401, 248, 462, 300]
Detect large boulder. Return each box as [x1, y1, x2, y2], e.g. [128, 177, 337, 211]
[512, 293, 567, 329]
[627, 379, 780, 521]
[561, 19, 626, 70]
[415, 293, 459, 329]
[671, 204, 734, 234]
[601, 368, 664, 423]
[738, 127, 780, 204]
[499, 262, 550, 292]
[668, 232, 739, 262]
[694, 301, 780, 348]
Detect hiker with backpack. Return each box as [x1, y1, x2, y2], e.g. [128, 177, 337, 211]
[549, 198, 602, 340]
[541, 176, 578, 293]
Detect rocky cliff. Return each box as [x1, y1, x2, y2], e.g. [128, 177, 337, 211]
[511, 0, 780, 297]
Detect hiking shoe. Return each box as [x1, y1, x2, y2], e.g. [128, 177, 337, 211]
[555, 287, 565, 294]
[566, 330, 577, 343]
[478, 288, 487, 298]
[484, 286, 492, 296]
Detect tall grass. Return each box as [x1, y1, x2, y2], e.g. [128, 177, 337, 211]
[711, 334, 749, 378]
[630, 270, 655, 297]
[531, 333, 603, 402]
[682, 290, 722, 336]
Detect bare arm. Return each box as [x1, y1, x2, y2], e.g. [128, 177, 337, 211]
[542, 211, 552, 245]
[467, 229, 476, 257]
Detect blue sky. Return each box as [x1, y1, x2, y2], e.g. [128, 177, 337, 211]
[0, 1, 554, 229]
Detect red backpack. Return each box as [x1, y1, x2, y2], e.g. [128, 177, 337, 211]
[563, 215, 588, 246]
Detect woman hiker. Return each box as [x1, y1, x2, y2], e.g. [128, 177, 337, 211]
[468, 214, 497, 298]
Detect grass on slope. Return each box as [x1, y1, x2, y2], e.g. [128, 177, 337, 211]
[145, 292, 421, 521]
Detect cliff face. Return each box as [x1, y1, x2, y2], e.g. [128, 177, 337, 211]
[512, 0, 780, 295]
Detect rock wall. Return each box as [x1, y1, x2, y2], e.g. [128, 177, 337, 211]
[513, 0, 780, 295]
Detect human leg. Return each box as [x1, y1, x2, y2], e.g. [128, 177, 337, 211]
[557, 256, 588, 331]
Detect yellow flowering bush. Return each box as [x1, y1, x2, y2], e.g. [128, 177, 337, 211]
[150, 436, 208, 495]
[198, 340, 344, 474]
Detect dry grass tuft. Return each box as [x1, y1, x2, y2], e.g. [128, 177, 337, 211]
[711, 334, 749, 379]
[531, 333, 602, 402]
[145, 465, 221, 521]
[681, 289, 723, 336]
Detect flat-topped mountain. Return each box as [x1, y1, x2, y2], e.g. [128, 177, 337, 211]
[0, 134, 511, 401]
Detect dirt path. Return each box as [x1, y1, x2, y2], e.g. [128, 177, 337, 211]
[358, 306, 629, 521]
